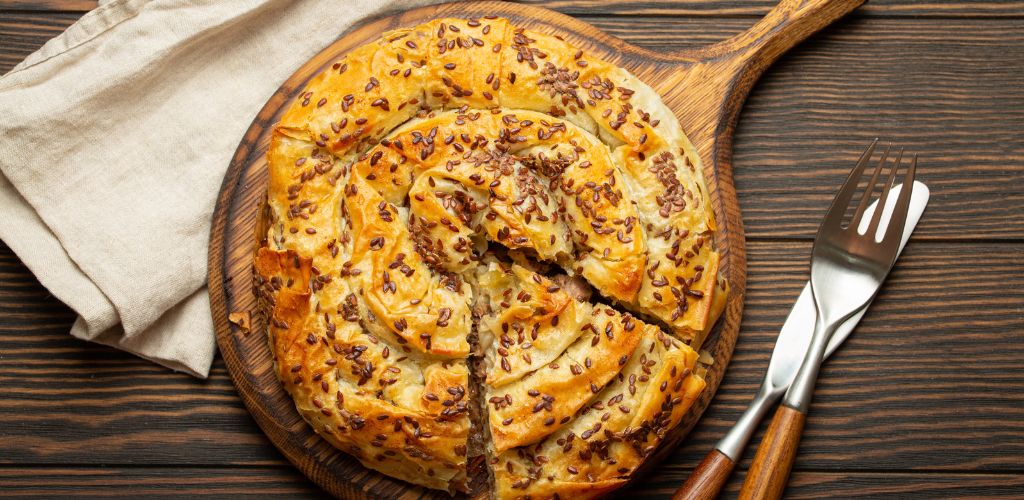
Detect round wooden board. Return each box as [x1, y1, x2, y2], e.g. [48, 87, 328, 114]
[204, 0, 871, 496]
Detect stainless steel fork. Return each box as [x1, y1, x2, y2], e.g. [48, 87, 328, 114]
[739, 140, 917, 500]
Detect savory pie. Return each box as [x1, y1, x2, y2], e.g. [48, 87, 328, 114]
[253, 16, 727, 499]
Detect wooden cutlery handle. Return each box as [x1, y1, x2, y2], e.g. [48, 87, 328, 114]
[673, 449, 736, 500]
[738, 405, 807, 500]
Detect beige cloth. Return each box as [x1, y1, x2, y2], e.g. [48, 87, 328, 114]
[0, 0, 436, 378]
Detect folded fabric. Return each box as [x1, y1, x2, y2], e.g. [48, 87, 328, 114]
[0, 0, 437, 378]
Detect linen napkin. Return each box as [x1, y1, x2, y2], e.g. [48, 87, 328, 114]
[0, 0, 438, 378]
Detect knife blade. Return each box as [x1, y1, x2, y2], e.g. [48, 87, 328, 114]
[716, 180, 930, 461]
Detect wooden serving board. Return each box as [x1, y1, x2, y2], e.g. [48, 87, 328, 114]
[207, 1, 862, 497]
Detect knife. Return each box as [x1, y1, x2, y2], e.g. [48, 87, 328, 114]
[672, 181, 930, 500]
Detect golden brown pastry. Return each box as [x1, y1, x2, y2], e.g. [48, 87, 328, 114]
[255, 16, 727, 498]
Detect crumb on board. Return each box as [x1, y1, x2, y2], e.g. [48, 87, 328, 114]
[229, 311, 251, 335]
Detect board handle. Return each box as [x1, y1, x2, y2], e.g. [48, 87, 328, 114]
[671, 0, 866, 135]
[660, 0, 865, 164]
[698, 0, 865, 70]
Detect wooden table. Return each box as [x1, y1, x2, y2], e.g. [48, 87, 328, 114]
[2, 1, 1022, 498]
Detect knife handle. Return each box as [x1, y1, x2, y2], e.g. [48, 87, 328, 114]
[738, 405, 806, 500]
[673, 449, 736, 500]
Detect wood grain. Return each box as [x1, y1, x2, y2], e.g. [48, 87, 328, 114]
[525, 0, 1024, 17]
[2, 1, 1023, 498]
[528, 0, 1024, 17]
[3, 237, 1024, 494]
[673, 448, 737, 500]
[3, 0, 1023, 17]
[584, 15, 1024, 240]
[646, 472, 1024, 499]
[676, 241, 1024, 473]
[0, 0, 97, 11]
[4, 14, 1022, 240]
[740, 405, 807, 500]
[0, 466, 326, 498]
[0, 11, 79, 71]
[2, 468, 1023, 499]
[3, 241, 1022, 471]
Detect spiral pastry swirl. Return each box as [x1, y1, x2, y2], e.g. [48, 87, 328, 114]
[254, 16, 727, 498]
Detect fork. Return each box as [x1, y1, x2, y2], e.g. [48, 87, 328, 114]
[738, 140, 917, 500]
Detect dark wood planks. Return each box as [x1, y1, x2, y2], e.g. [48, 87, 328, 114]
[3, 13, 1021, 240]
[0, 0, 96, 10]
[646, 471, 1024, 498]
[0, 11, 79, 71]
[0, 0, 97, 11]
[2, 1, 1023, 498]
[4, 241, 1021, 473]
[3, 468, 1022, 499]
[1, 470, 1023, 500]
[0, 466, 327, 498]
[0, 243, 285, 466]
[2, 0, 1023, 17]
[675, 241, 1024, 474]
[528, 0, 1024, 17]
[584, 15, 1024, 240]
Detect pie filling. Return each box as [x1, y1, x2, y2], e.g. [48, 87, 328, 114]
[255, 17, 727, 499]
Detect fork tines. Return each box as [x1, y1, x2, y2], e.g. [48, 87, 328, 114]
[828, 139, 917, 246]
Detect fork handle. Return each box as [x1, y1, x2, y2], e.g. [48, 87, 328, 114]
[672, 449, 736, 500]
[740, 313, 834, 499]
[738, 405, 807, 500]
